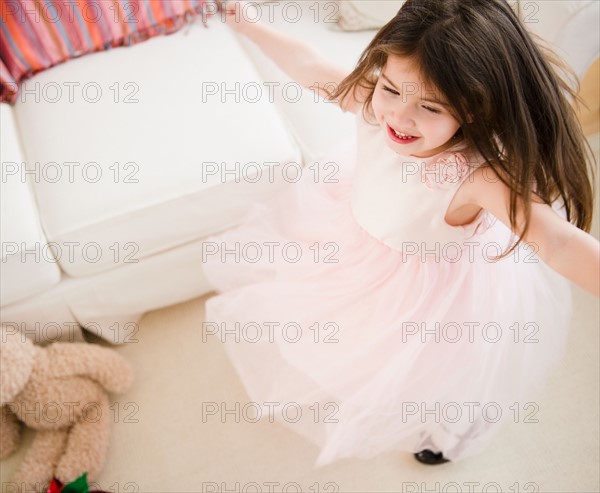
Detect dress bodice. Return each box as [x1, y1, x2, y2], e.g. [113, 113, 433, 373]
[350, 110, 493, 251]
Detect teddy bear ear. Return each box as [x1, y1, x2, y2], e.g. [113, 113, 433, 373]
[0, 328, 37, 405]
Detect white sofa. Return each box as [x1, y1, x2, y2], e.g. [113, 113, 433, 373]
[1, 0, 598, 344]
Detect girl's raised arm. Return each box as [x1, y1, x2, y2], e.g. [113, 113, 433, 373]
[461, 166, 600, 297]
[220, 0, 364, 113]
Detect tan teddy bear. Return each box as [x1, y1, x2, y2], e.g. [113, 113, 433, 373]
[0, 327, 134, 492]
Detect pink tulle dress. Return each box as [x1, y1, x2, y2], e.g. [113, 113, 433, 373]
[202, 108, 572, 467]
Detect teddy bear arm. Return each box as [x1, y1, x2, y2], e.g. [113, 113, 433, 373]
[44, 344, 134, 394]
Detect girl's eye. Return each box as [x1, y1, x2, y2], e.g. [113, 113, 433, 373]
[383, 85, 399, 96]
[422, 105, 441, 114]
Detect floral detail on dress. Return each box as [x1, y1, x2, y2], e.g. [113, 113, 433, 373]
[422, 152, 471, 189]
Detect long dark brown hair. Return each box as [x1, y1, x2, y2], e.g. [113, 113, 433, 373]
[328, 0, 596, 257]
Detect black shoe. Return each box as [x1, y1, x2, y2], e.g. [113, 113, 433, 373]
[414, 449, 450, 465]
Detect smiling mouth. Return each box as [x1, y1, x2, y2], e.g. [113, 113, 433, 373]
[387, 124, 420, 143]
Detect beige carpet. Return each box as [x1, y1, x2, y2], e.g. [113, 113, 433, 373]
[2, 136, 599, 493]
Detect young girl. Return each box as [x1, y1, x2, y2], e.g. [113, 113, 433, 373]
[203, 0, 600, 467]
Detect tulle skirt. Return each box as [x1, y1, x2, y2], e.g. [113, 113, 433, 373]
[201, 141, 572, 468]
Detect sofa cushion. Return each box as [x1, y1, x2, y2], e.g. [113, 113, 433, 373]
[0, 103, 61, 306]
[0, 0, 212, 103]
[13, 19, 301, 277]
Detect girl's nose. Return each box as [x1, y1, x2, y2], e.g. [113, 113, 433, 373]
[390, 105, 416, 128]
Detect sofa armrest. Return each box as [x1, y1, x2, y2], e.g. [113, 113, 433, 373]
[0, 104, 61, 306]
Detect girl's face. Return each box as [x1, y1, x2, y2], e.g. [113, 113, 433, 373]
[371, 55, 462, 158]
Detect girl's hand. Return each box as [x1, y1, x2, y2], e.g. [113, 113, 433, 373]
[219, 0, 260, 35]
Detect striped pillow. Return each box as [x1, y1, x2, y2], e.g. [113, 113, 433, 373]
[0, 0, 211, 103]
